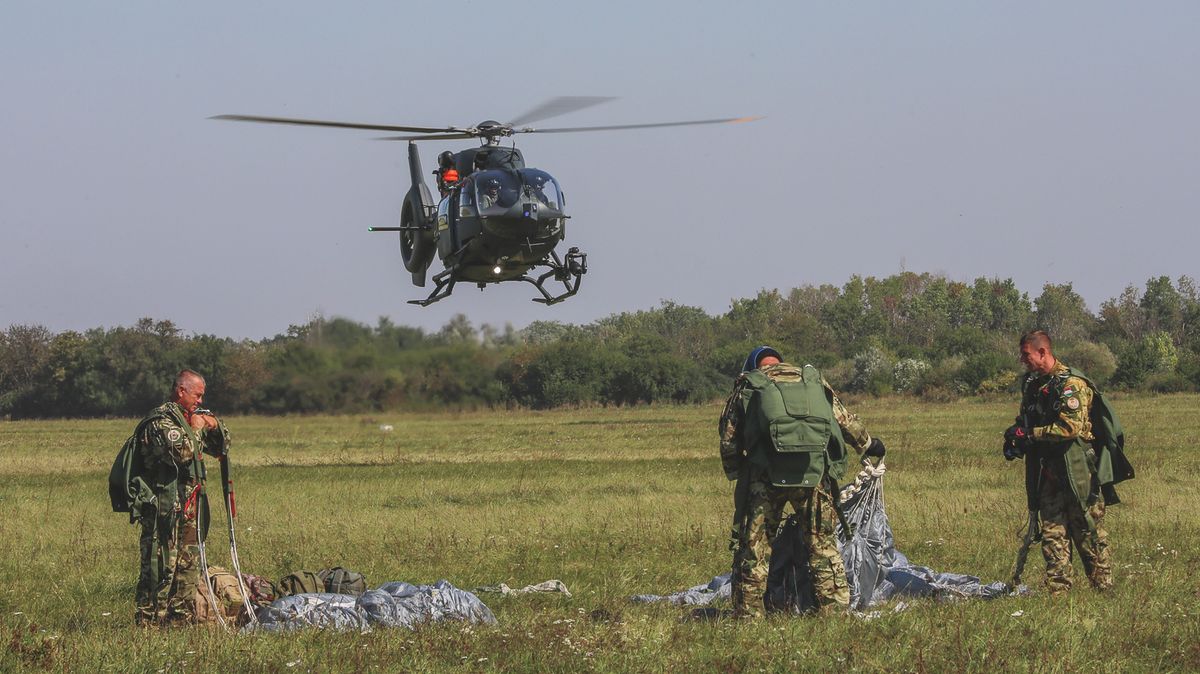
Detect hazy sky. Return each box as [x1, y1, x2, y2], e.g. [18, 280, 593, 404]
[2, 2, 1197, 339]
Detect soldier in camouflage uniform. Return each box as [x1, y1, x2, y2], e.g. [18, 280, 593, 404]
[719, 346, 886, 618]
[132, 370, 229, 625]
[1006, 331, 1112, 595]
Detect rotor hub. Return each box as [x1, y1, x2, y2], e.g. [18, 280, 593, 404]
[471, 120, 512, 144]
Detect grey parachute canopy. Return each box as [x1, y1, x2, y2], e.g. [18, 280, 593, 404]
[631, 461, 1015, 611]
[249, 580, 496, 633]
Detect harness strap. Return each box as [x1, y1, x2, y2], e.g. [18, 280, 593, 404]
[182, 482, 202, 518]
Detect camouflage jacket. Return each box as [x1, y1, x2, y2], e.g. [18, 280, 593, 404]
[1017, 361, 1099, 512]
[1018, 361, 1094, 444]
[135, 402, 227, 506]
[718, 363, 872, 482]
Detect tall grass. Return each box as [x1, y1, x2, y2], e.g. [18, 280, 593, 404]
[1, 395, 1197, 671]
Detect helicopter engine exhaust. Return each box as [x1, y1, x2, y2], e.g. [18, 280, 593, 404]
[399, 142, 435, 285]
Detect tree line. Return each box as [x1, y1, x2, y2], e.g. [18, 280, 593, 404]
[2, 273, 1197, 418]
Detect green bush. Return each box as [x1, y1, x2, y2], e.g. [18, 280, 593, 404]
[1145, 372, 1195, 393]
[1057, 341, 1118, 384]
[916, 355, 968, 400]
[1114, 331, 1179, 388]
[850, 344, 894, 395]
[892, 358, 931, 393]
[958, 351, 1017, 392]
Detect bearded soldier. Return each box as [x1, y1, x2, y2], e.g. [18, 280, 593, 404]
[128, 370, 229, 624]
[719, 346, 886, 618]
[1005, 331, 1132, 595]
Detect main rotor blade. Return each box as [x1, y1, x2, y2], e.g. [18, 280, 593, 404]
[375, 133, 479, 141]
[505, 96, 618, 127]
[520, 116, 764, 134]
[211, 114, 466, 135]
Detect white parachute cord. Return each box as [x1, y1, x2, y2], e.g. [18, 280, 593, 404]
[188, 478, 229, 631]
[195, 538, 229, 631]
[219, 454, 259, 628]
[836, 459, 886, 542]
[226, 500, 258, 627]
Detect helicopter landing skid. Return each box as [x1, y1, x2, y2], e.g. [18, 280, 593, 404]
[406, 247, 586, 306]
[522, 247, 587, 305]
[407, 269, 456, 307]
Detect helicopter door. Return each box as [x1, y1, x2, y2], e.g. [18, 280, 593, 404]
[436, 195, 456, 259]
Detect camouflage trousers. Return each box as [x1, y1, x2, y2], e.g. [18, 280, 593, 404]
[135, 491, 202, 625]
[1038, 476, 1111, 595]
[730, 473, 848, 617]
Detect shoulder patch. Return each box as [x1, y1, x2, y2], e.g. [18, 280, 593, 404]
[1062, 385, 1075, 397]
[167, 428, 182, 443]
[1066, 397, 1080, 410]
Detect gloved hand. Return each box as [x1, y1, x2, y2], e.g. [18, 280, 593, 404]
[864, 437, 886, 458]
[1003, 424, 1031, 461]
[722, 457, 742, 481]
[1002, 437, 1023, 461]
[1004, 424, 1031, 447]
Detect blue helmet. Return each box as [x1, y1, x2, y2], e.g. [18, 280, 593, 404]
[743, 345, 782, 372]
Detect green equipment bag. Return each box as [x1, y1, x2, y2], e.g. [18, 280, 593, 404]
[319, 567, 368, 596]
[1066, 368, 1135, 504]
[108, 419, 159, 521]
[278, 570, 324, 596]
[745, 365, 846, 487]
[108, 434, 140, 513]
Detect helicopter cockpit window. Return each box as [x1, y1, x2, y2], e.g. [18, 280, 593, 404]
[474, 171, 521, 214]
[520, 169, 563, 210]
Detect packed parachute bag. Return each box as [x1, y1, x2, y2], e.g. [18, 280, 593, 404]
[194, 565, 253, 627]
[319, 567, 368, 596]
[632, 460, 1011, 611]
[278, 570, 325, 597]
[251, 579, 497, 633]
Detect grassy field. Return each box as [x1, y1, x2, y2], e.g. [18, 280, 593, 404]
[1, 394, 1198, 672]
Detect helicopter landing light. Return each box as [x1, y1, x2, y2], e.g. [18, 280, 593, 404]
[493, 265, 503, 275]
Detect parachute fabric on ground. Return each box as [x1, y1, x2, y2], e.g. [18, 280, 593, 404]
[631, 461, 1013, 610]
[629, 574, 731, 606]
[473, 579, 573, 597]
[838, 459, 893, 608]
[253, 593, 367, 632]
[835, 460, 1012, 608]
[250, 580, 496, 632]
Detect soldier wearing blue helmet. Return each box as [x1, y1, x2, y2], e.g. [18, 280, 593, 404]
[719, 346, 886, 617]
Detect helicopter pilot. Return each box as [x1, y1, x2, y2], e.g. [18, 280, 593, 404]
[529, 175, 554, 208]
[479, 178, 502, 209]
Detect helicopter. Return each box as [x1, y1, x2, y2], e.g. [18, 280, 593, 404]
[213, 97, 760, 306]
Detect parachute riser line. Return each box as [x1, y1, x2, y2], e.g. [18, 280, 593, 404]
[220, 454, 259, 627]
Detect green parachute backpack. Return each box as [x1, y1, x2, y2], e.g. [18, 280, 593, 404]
[108, 419, 158, 522]
[1066, 368, 1135, 504]
[319, 567, 368, 596]
[744, 364, 848, 488]
[278, 570, 325, 596]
